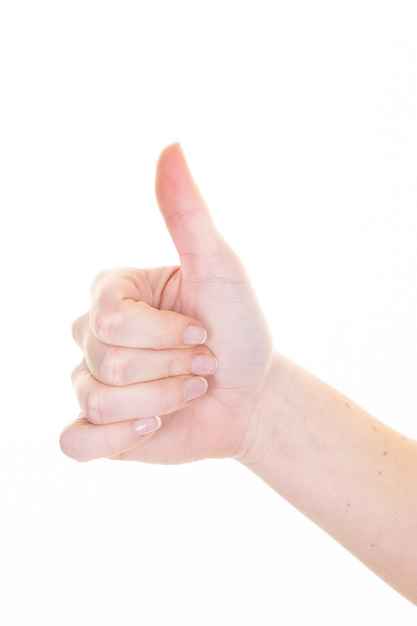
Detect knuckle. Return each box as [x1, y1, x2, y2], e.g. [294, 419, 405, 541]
[166, 349, 181, 377]
[90, 269, 111, 293]
[71, 318, 79, 342]
[83, 387, 108, 425]
[158, 378, 178, 415]
[59, 421, 88, 462]
[71, 313, 87, 345]
[92, 303, 125, 343]
[99, 346, 130, 386]
[71, 360, 86, 385]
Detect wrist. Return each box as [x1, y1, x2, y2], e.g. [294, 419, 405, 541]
[233, 351, 297, 467]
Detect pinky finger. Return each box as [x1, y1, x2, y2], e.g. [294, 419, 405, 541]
[59, 415, 161, 462]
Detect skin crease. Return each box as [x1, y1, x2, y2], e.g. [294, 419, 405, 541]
[61, 143, 417, 605]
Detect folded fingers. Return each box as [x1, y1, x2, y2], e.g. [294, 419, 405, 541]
[72, 360, 210, 424]
[73, 312, 217, 386]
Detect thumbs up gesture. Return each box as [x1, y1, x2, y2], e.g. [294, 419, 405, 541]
[61, 144, 275, 463]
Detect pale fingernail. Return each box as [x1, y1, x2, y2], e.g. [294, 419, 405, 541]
[184, 377, 208, 402]
[191, 355, 218, 376]
[134, 415, 162, 436]
[184, 325, 207, 346]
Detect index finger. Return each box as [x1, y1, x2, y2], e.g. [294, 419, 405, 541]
[89, 268, 207, 349]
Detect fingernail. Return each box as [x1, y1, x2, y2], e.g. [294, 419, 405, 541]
[191, 355, 218, 376]
[184, 325, 207, 346]
[184, 377, 208, 402]
[134, 415, 162, 436]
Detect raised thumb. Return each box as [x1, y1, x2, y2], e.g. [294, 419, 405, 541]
[155, 144, 227, 267]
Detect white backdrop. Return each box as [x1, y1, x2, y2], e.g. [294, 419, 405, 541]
[1, 1, 417, 623]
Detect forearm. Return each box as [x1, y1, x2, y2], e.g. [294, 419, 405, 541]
[240, 352, 417, 604]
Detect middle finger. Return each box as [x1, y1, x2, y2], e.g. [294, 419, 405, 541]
[86, 341, 218, 386]
[73, 313, 217, 385]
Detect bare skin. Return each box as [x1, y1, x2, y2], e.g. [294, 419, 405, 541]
[61, 143, 417, 604]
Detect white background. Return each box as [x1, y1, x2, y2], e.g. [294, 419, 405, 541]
[1, 0, 417, 623]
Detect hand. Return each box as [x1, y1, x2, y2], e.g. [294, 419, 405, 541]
[60, 144, 275, 462]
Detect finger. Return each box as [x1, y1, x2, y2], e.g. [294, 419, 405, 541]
[155, 144, 233, 274]
[75, 331, 217, 388]
[71, 312, 89, 349]
[72, 313, 217, 385]
[87, 269, 207, 348]
[72, 361, 209, 424]
[59, 415, 161, 462]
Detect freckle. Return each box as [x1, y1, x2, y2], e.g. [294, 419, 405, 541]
[372, 426, 378, 433]
[377, 470, 382, 476]
[383, 451, 387, 456]
[345, 402, 350, 409]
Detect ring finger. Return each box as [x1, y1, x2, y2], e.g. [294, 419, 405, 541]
[72, 360, 210, 424]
